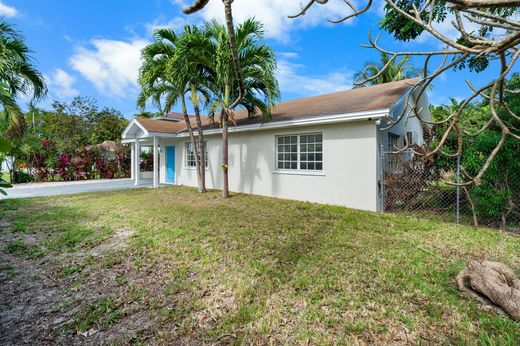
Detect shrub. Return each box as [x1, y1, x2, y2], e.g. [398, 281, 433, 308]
[13, 170, 33, 183]
[140, 151, 153, 171]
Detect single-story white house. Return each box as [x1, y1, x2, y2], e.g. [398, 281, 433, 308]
[121, 79, 430, 212]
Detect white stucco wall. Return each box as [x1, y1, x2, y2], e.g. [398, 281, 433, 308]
[158, 121, 379, 211]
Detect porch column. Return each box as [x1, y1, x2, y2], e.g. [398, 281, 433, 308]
[153, 136, 159, 188]
[130, 143, 135, 179]
[134, 139, 140, 186]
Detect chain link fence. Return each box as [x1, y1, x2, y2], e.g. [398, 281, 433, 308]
[380, 147, 520, 233]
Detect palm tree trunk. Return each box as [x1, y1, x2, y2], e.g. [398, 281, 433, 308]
[223, 0, 246, 109]
[181, 96, 202, 190]
[191, 83, 206, 193]
[222, 108, 229, 198]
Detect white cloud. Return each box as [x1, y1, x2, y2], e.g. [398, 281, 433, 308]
[45, 68, 79, 99]
[174, 0, 353, 42]
[414, 13, 484, 45]
[0, 1, 17, 17]
[69, 39, 148, 98]
[279, 52, 299, 59]
[145, 16, 189, 34]
[277, 59, 353, 96]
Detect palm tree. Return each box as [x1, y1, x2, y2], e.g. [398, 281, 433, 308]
[138, 27, 208, 192]
[203, 19, 280, 198]
[354, 52, 421, 87]
[173, 26, 214, 193]
[0, 20, 46, 135]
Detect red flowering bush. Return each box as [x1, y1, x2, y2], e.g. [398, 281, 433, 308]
[71, 157, 87, 180]
[57, 154, 72, 181]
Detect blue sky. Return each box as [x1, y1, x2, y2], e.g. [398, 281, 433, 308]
[3, 0, 516, 118]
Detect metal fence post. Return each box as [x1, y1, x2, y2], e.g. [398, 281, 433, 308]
[456, 154, 460, 225]
[380, 144, 385, 213]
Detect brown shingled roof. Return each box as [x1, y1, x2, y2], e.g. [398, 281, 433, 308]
[138, 79, 416, 134]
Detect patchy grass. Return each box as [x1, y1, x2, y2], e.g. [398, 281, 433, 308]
[0, 186, 519, 344]
[3, 239, 44, 259]
[71, 296, 124, 333]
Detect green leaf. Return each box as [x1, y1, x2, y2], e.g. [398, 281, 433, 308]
[0, 136, 11, 152]
[0, 189, 7, 196]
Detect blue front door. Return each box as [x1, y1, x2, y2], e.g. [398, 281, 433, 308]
[166, 146, 175, 184]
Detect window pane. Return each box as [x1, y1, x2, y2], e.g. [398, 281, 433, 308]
[301, 162, 307, 169]
[300, 153, 307, 161]
[278, 153, 283, 160]
[308, 162, 315, 170]
[291, 136, 297, 144]
[291, 162, 297, 169]
[278, 162, 284, 169]
[284, 162, 290, 169]
[316, 162, 323, 170]
[278, 137, 283, 145]
[316, 153, 322, 161]
[316, 134, 322, 142]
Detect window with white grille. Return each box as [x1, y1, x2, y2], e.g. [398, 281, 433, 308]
[276, 133, 323, 171]
[185, 142, 208, 167]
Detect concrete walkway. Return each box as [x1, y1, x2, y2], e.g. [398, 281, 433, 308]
[1, 178, 156, 199]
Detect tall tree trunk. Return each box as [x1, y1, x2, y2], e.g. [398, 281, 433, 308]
[181, 96, 202, 190]
[191, 83, 206, 193]
[222, 108, 229, 198]
[223, 0, 245, 109]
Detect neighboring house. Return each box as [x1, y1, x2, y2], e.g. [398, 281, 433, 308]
[121, 79, 430, 212]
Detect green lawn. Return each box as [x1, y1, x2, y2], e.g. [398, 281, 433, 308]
[0, 187, 519, 344]
[1, 171, 10, 183]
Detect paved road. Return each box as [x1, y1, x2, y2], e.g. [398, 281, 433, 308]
[1, 179, 155, 199]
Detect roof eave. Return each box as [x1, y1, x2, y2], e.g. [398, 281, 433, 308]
[123, 109, 389, 140]
[176, 108, 388, 138]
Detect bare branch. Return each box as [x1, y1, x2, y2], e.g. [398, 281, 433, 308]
[445, 0, 520, 9]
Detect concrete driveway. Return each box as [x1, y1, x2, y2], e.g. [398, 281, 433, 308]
[1, 178, 155, 199]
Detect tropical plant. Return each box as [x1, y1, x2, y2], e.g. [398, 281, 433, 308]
[203, 18, 280, 198]
[430, 74, 520, 229]
[0, 20, 46, 135]
[354, 52, 421, 87]
[0, 135, 12, 194]
[138, 26, 208, 193]
[173, 26, 214, 193]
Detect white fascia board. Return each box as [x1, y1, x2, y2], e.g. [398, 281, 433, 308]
[121, 118, 149, 139]
[166, 109, 389, 138]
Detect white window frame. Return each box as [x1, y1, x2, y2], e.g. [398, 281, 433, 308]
[185, 141, 208, 169]
[274, 132, 324, 175]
